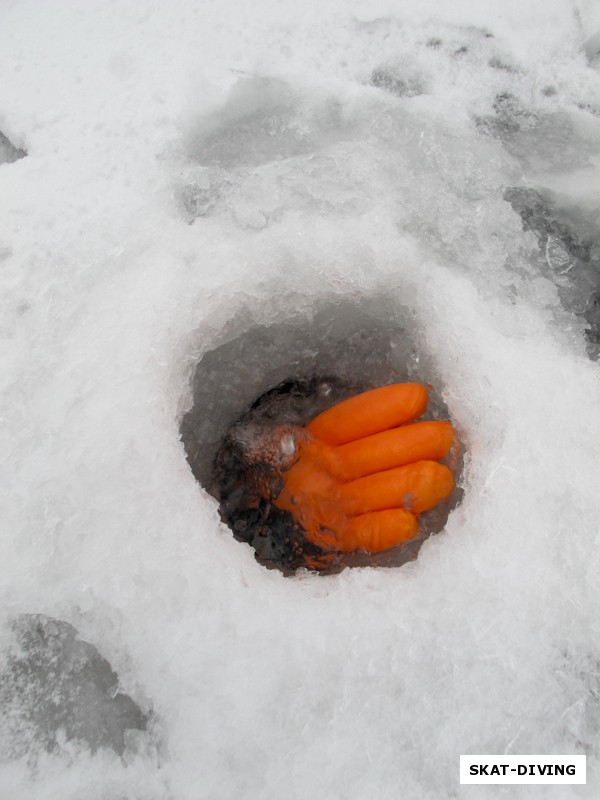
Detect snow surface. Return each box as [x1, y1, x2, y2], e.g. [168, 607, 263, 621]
[1, 0, 600, 797]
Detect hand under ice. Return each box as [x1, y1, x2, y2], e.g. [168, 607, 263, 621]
[264, 383, 456, 553]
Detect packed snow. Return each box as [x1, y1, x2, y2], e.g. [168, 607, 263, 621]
[0, 0, 599, 798]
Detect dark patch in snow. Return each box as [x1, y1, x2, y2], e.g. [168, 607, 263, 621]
[478, 94, 598, 172]
[0, 131, 26, 164]
[584, 31, 600, 64]
[0, 615, 150, 759]
[370, 66, 426, 98]
[488, 56, 517, 73]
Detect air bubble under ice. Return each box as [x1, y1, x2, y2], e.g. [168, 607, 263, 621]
[1, 1, 600, 798]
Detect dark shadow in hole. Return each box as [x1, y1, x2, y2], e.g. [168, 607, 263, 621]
[181, 299, 463, 574]
[0, 614, 150, 760]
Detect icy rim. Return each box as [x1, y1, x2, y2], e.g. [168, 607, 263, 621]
[1, 1, 600, 799]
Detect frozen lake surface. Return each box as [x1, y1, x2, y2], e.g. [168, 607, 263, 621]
[1, 1, 600, 797]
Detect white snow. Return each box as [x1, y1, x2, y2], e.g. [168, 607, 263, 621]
[1, 1, 600, 798]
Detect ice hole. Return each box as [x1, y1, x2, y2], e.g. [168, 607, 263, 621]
[180, 296, 463, 574]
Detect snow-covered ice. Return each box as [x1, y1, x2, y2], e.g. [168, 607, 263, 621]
[1, 0, 600, 797]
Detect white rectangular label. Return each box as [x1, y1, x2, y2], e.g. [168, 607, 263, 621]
[460, 755, 586, 784]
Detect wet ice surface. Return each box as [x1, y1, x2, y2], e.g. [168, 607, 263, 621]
[1, 0, 600, 798]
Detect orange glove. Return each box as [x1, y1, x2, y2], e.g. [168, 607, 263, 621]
[266, 383, 455, 554]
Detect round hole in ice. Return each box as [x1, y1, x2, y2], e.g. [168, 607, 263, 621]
[180, 296, 463, 574]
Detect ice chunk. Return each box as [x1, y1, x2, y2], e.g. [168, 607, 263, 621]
[370, 65, 427, 98]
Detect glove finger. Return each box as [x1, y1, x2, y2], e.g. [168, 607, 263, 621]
[337, 461, 454, 515]
[342, 509, 419, 553]
[334, 420, 455, 480]
[307, 383, 428, 446]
